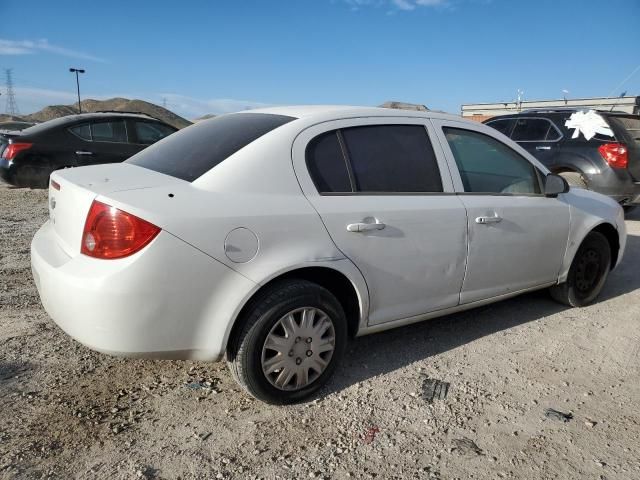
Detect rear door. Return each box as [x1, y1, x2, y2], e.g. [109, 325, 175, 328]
[510, 117, 563, 168]
[75, 120, 138, 165]
[432, 119, 570, 304]
[293, 117, 468, 326]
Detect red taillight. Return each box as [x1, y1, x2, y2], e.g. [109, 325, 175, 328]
[599, 143, 628, 169]
[2, 142, 33, 160]
[81, 200, 160, 259]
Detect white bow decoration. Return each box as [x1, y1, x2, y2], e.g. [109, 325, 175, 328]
[564, 110, 614, 141]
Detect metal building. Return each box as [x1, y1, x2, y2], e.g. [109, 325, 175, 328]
[461, 96, 640, 122]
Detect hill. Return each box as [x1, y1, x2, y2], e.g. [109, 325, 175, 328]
[0, 98, 192, 129]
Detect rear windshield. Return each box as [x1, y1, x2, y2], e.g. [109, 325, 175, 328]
[127, 113, 295, 181]
[607, 115, 640, 146]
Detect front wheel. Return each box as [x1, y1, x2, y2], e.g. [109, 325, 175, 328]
[227, 280, 347, 404]
[549, 231, 611, 307]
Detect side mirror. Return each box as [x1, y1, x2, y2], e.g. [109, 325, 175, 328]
[544, 173, 570, 196]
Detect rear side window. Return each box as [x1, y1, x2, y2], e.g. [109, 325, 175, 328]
[306, 131, 351, 193]
[134, 121, 176, 145]
[306, 125, 442, 193]
[343, 125, 442, 193]
[69, 124, 91, 141]
[485, 119, 515, 137]
[91, 121, 127, 143]
[511, 118, 560, 141]
[444, 127, 541, 194]
[127, 113, 295, 182]
[607, 115, 640, 145]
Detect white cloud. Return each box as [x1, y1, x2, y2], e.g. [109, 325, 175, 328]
[9, 86, 273, 120]
[159, 93, 272, 118]
[0, 39, 106, 63]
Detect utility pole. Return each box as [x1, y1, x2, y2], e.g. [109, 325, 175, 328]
[69, 68, 85, 113]
[4, 69, 19, 115]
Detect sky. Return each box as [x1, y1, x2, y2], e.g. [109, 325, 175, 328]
[0, 0, 639, 119]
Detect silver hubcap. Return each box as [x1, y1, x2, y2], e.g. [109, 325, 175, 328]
[261, 307, 336, 391]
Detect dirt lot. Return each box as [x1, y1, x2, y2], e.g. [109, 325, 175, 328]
[1, 182, 639, 480]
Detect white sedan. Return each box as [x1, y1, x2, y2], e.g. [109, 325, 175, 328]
[31, 106, 627, 403]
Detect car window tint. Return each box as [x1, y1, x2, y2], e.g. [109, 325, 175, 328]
[341, 125, 443, 193]
[545, 123, 561, 140]
[511, 118, 553, 141]
[91, 121, 127, 143]
[127, 113, 295, 182]
[306, 131, 352, 193]
[444, 127, 541, 195]
[69, 124, 91, 141]
[135, 121, 176, 145]
[485, 119, 514, 136]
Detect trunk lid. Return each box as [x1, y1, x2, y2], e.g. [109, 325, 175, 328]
[48, 163, 186, 257]
[605, 114, 640, 180]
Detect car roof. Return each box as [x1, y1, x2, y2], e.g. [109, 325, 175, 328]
[19, 112, 166, 135]
[246, 105, 463, 123]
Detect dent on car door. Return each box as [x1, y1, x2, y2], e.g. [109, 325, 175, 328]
[292, 119, 468, 326]
[432, 120, 570, 304]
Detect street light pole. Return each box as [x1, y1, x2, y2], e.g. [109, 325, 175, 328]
[69, 68, 85, 113]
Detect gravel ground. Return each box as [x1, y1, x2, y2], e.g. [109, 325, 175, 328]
[1, 182, 639, 480]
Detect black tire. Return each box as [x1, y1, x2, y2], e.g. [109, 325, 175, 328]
[623, 205, 636, 214]
[549, 231, 611, 307]
[227, 280, 347, 404]
[558, 171, 587, 189]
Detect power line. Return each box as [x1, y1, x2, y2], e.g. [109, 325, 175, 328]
[4, 68, 19, 116]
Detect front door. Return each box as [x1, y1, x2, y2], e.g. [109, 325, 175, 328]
[432, 119, 570, 304]
[292, 118, 468, 326]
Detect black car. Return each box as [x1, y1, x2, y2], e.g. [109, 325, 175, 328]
[0, 112, 177, 188]
[484, 109, 640, 209]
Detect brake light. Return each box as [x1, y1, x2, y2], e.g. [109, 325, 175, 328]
[599, 143, 628, 169]
[81, 200, 160, 259]
[2, 142, 33, 160]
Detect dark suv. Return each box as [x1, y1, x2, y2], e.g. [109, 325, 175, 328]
[484, 109, 640, 209]
[0, 112, 177, 188]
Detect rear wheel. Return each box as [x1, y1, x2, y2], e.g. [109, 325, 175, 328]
[623, 205, 636, 214]
[558, 171, 587, 189]
[227, 280, 347, 404]
[550, 231, 611, 307]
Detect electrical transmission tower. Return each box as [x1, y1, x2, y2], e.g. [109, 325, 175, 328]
[4, 69, 19, 115]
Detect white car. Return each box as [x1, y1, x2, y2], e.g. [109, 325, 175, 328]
[31, 106, 627, 403]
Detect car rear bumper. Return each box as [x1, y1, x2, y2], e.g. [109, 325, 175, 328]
[31, 221, 256, 361]
[587, 170, 640, 205]
[0, 158, 16, 185]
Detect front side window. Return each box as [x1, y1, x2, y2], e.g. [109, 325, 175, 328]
[135, 121, 176, 145]
[444, 127, 541, 195]
[91, 121, 127, 143]
[511, 118, 560, 142]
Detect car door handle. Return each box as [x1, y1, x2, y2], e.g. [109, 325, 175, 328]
[347, 220, 386, 232]
[535, 146, 551, 150]
[475, 215, 502, 225]
[75, 150, 93, 156]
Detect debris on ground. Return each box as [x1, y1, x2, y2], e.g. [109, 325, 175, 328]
[544, 408, 573, 422]
[451, 438, 483, 456]
[362, 426, 380, 445]
[422, 377, 450, 403]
